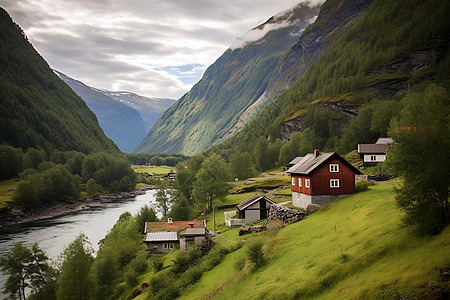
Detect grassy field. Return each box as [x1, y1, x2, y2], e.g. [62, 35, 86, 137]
[141, 182, 449, 300]
[0, 178, 18, 210]
[132, 165, 174, 175]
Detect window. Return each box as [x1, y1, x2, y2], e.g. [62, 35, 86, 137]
[330, 164, 339, 172]
[291, 177, 296, 186]
[163, 243, 169, 249]
[371, 155, 376, 161]
[305, 179, 310, 188]
[299, 178, 302, 187]
[330, 179, 340, 188]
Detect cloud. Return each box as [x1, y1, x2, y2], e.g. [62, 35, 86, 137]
[1, 0, 317, 98]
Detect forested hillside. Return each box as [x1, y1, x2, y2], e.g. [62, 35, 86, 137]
[216, 0, 450, 160]
[0, 8, 118, 154]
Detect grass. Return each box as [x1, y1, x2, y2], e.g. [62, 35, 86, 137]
[132, 165, 174, 175]
[0, 178, 18, 210]
[173, 182, 450, 299]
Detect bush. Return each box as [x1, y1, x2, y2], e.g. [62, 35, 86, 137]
[234, 256, 246, 271]
[150, 255, 164, 272]
[355, 180, 368, 192]
[246, 240, 265, 270]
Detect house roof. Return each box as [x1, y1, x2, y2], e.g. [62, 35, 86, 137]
[144, 220, 206, 233]
[144, 231, 178, 242]
[376, 138, 394, 144]
[358, 143, 387, 154]
[236, 194, 275, 211]
[287, 151, 361, 175]
[183, 227, 206, 236]
[286, 156, 304, 167]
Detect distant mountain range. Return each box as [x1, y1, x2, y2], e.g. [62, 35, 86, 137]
[55, 71, 175, 153]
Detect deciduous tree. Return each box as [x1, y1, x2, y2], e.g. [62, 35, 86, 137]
[387, 84, 449, 235]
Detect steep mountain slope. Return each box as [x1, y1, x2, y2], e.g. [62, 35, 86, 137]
[0, 8, 118, 154]
[135, 2, 322, 155]
[219, 0, 450, 154]
[95, 90, 176, 133]
[228, 0, 374, 136]
[55, 71, 147, 153]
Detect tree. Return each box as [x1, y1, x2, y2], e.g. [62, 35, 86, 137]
[154, 188, 173, 218]
[56, 233, 94, 300]
[0, 243, 50, 300]
[135, 205, 157, 233]
[387, 84, 449, 235]
[86, 178, 97, 195]
[229, 151, 255, 180]
[192, 153, 231, 210]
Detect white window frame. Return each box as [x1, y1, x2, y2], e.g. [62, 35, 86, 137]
[163, 243, 169, 249]
[299, 178, 302, 187]
[291, 177, 296, 186]
[329, 164, 339, 172]
[330, 179, 340, 188]
[371, 155, 376, 161]
[305, 179, 310, 188]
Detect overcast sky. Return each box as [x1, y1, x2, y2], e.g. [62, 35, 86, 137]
[1, 0, 321, 99]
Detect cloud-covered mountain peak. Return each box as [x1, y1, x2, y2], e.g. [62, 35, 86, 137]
[230, 0, 324, 50]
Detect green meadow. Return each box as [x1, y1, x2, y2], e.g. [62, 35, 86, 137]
[132, 165, 174, 175]
[0, 178, 18, 210]
[138, 182, 449, 299]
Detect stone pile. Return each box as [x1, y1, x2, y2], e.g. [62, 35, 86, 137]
[368, 173, 390, 181]
[238, 225, 266, 236]
[267, 204, 306, 227]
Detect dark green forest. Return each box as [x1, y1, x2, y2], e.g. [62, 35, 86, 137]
[0, 8, 118, 154]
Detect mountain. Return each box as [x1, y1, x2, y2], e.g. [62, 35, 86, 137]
[219, 0, 449, 157]
[55, 71, 149, 153]
[0, 8, 118, 154]
[135, 1, 323, 155]
[93, 90, 176, 133]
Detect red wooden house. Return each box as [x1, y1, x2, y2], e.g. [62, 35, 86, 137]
[287, 150, 361, 209]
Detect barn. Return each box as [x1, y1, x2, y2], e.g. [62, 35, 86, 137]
[287, 150, 361, 209]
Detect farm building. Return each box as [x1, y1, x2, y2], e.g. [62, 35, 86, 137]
[287, 150, 361, 209]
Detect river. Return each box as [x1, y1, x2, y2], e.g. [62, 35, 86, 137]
[0, 189, 159, 297]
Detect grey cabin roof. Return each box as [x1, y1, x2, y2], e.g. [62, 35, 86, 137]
[358, 144, 387, 154]
[286, 156, 304, 167]
[236, 194, 275, 211]
[376, 138, 394, 144]
[144, 231, 178, 243]
[287, 151, 361, 175]
[183, 227, 206, 236]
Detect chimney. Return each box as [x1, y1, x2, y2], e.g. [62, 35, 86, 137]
[167, 218, 173, 224]
[314, 149, 320, 157]
[188, 222, 194, 228]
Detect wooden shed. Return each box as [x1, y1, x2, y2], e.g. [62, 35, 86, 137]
[236, 194, 275, 223]
[287, 150, 361, 209]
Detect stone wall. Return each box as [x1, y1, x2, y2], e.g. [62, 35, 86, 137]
[267, 204, 306, 227]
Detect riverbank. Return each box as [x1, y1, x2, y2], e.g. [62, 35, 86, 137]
[0, 186, 152, 229]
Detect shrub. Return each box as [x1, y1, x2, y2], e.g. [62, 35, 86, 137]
[234, 256, 246, 271]
[150, 255, 164, 272]
[246, 240, 265, 270]
[355, 180, 368, 192]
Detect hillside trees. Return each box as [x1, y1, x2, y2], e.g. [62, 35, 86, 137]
[387, 84, 449, 234]
[56, 233, 94, 300]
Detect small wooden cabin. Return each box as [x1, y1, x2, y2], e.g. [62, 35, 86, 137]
[144, 231, 178, 254]
[236, 194, 275, 223]
[357, 138, 393, 167]
[287, 150, 361, 209]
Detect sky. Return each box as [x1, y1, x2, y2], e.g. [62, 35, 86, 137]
[0, 0, 323, 99]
